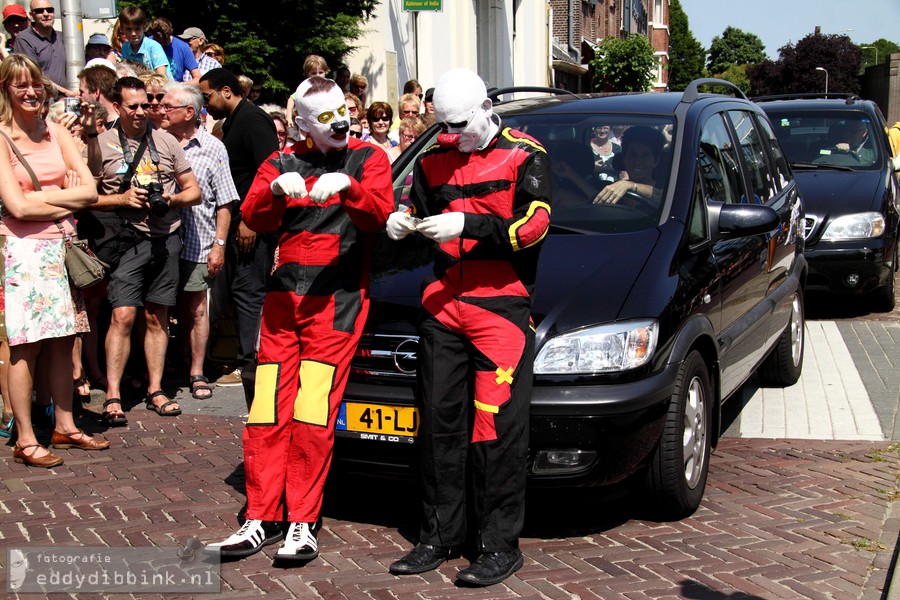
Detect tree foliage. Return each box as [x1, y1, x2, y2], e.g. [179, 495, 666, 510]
[591, 34, 658, 93]
[748, 33, 861, 96]
[666, 0, 705, 91]
[118, 0, 377, 101]
[860, 38, 900, 68]
[707, 27, 766, 75]
[713, 64, 750, 94]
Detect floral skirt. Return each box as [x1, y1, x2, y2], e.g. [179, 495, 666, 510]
[1, 236, 89, 346]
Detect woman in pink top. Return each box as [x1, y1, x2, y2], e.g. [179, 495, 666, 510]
[0, 56, 105, 468]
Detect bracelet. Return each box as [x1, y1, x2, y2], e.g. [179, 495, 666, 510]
[632, 182, 638, 193]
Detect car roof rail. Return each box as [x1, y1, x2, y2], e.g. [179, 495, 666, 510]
[751, 92, 861, 104]
[487, 86, 577, 103]
[681, 78, 749, 103]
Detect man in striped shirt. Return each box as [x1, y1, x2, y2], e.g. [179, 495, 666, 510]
[161, 82, 238, 399]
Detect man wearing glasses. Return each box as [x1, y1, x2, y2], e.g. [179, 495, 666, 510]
[88, 77, 201, 426]
[198, 68, 279, 396]
[161, 83, 238, 401]
[13, 0, 74, 97]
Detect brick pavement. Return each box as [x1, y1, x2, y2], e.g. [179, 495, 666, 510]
[1, 408, 897, 599]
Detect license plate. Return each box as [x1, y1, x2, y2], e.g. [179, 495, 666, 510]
[336, 402, 419, 440]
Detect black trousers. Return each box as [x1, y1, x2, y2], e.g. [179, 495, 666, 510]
[416, 308, 533, 552]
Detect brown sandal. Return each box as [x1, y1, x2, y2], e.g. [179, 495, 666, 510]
[13, 443, 63, 468]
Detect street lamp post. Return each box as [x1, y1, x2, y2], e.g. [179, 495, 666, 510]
[861, 46, 879, 67]
[815, 67, 829, 95]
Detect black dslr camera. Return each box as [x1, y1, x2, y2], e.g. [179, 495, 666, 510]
[140, 181, 167, 217]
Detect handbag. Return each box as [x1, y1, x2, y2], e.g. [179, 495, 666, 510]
[0, 127, 108, 288]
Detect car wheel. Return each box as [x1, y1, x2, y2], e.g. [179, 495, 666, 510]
[873, 244, 897, 312]
[758, 289, 805, 387]
[646, 350, 710, 519]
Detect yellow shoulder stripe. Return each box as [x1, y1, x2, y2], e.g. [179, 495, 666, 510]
[501, 127, 546, 153]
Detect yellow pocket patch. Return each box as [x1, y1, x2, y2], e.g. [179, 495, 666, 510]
[248, 363, 280, 425]
[294, 360, 335, 426]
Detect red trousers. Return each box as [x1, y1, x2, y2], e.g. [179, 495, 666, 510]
[242, 290, 367, 523]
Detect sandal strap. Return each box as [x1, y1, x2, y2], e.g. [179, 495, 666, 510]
[102, 398, 122, 409]
[154, 400, 179, 412]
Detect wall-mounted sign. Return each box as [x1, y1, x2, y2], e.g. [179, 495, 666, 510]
[403, 0, 442, 12]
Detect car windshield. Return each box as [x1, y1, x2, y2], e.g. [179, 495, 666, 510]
[764, 109, 883, 170]
[392, 114, 674, 234]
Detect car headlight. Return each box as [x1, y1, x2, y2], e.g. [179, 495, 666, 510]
[534, 319, 658, 374]
[821, 212, 885, 240]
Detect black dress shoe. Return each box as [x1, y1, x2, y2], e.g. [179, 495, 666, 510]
[389, 543, 450, 574]
[456, 549, 523, 586]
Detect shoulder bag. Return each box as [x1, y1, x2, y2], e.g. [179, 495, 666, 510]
[0, 127, 108, 288]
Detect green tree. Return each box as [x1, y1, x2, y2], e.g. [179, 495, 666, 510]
[667, 0, 705, 91]
[119, 0, 377, 100]
[859, 38, 900, 68]
[748, 33, 861, 96]
[714, 64, 750, 94]
[707, 27, 766, 75]
[591, 34, 658, 92]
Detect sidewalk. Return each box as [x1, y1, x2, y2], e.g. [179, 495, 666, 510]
[0, 318, 897, 598]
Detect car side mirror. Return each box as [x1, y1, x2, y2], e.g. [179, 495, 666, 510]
[707, 201, 779, 242]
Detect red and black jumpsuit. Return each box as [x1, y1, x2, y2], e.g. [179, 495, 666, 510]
[408, 125, 552, 553]
[240, 138, 393, 524]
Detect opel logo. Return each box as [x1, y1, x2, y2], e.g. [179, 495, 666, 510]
[393, 338, 418, 374]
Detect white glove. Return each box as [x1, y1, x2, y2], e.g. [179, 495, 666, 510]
[270, 172, 308, 198]
[417, 212, 465, 243]
[386, 211, 418, 240]
[309, 173, 352, 204]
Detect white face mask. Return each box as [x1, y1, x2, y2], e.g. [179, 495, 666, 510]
[433, 68, 495, 153]
[295, 86, 350, 151]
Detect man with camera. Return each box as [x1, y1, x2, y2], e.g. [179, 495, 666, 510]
[88, 76, 201, 425]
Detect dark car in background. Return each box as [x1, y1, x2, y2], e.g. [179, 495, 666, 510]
[334, 79, 806, 518]
[756, 94, 900, 310]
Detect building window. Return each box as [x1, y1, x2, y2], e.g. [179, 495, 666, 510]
[654, 0, 663, 24]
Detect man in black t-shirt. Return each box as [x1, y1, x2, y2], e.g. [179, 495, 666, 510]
[199, 69, 279, 398]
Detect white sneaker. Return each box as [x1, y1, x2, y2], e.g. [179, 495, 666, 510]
[203, 519, 283, 558]
[275, 521, 319, 561]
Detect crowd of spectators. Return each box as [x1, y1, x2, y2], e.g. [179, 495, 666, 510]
[0, 2, 432, 467]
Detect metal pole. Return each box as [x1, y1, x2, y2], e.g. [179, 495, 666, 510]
[61, 0, 85, 93]
[815, 67, 828, 95]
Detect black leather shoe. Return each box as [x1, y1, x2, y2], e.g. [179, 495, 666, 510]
[456, 549, 523, 586]
[389, 543, 451, 574]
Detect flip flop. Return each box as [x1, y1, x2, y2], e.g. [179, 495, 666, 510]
[146, 390, 181, 417]
[0, 412, 14, 438]
[189, 375, 213, 400]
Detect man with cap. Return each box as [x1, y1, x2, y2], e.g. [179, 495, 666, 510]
[178, 27, 220, 80]
[13, 0, 76, 96]
[421, 87, 435, 126]
[1, 4, 29, 60]
[386, 67, 552, 587]
[85, 33, 116, 64]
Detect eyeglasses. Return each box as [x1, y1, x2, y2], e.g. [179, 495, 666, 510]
[32, 6, 54, 14]
[400, 110, 418, 116]
[371, 115, 390, 123]
[161, 104, 189, 112]
[351, 84, 367, 91]
[124, 102, 150, 111]
[201, 90, 218, 103]
[148, 93, 165, 103]
[204, 51, 215, 57]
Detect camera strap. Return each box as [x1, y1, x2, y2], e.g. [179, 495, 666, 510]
[116, 126, 161, 194]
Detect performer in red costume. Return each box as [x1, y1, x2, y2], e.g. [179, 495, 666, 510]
[204, 76, 393, 563]
[387, 68, 552, 586]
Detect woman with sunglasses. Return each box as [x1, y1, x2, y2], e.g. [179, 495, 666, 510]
[363, 101, 396, 153]
[0, 56, 106, 468]
[138, 72, 168, 129]
[202, 43, 225, 66]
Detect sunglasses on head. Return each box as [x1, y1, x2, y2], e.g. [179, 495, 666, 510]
[32, 6, 54, 14]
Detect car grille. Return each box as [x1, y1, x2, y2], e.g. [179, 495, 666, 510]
[351, 333, 418, 380]
[803, 216, 818, 240]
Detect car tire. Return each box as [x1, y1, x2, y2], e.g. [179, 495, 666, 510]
[758, 289, 805, 387]
[645, 350, 710, 519]
[872, 245, 897, 312]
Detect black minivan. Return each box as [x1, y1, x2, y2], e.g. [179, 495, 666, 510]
[334, 79, 806, 518]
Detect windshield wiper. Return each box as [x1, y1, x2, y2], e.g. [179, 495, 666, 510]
[790, 161, 856, 171]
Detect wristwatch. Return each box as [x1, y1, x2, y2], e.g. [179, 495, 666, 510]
[214, 238, 226, 247]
